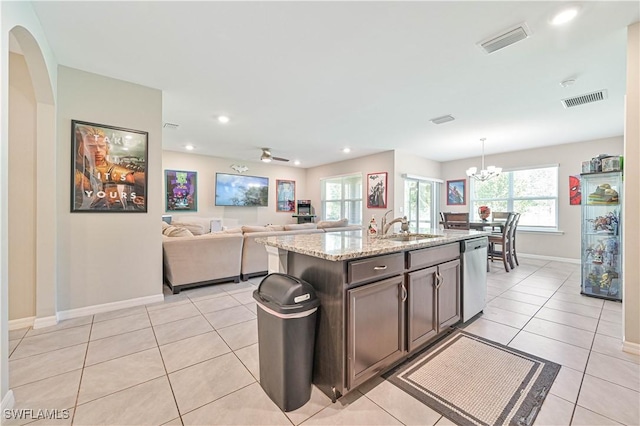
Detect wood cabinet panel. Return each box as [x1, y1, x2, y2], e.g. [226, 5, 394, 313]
[347, 253, 404, 285]
[437, 259, 461, 329]
[407, 243, 460, 270]
[407, 266, 438, 352]
[347, 275, 405, 390]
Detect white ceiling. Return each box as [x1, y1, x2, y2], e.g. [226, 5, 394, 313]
[31, 1, 639, 168]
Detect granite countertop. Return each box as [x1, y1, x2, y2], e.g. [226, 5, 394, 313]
[256, 229, 491, 261]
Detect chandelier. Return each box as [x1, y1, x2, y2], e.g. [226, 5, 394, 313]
[466, 138, 502, 182]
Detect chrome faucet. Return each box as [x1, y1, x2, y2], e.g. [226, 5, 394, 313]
[381, 209, 394, 234]
[383, 216, 409, 235]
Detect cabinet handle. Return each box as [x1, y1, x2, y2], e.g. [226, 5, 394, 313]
[373, 265, 388, 270]
[401, 284, 407, 302]
[435, 272, 444, 290]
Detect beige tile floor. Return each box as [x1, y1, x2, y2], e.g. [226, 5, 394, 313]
[6, 259, 639, 425]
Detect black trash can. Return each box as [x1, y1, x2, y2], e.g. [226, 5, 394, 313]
[253, 273, 320, 412]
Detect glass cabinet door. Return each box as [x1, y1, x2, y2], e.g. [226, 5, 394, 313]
[580, 171, 622, 301]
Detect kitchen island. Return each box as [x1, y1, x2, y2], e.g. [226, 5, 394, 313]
[256, 229, 490, 401]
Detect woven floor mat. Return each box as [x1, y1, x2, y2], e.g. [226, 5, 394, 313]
[386, 330, 560, 426]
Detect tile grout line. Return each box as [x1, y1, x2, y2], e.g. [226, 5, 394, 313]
[145, 303, 184, 425]
[70, 314, 95, 426]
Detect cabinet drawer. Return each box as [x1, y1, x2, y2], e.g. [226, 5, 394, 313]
[347, 253, 404, 284]
[407, 243, 459, 270]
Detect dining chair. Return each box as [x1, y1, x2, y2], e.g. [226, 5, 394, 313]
[488, 213, 515, 272]
[491, 211, 510, 232]
[443, 212, 470, 230]
[509, 213, 521, 267]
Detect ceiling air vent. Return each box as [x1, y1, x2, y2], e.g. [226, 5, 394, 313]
[561, 90, 608, 108]
[478, 23, 531, 54]
[163, 122, 180, 129]
[430, 115, 455, 125]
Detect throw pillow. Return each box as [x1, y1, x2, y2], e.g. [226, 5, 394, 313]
[161, 221, 170, 231]
[162, 225, 194, 238]
[172, 221, 206, 236]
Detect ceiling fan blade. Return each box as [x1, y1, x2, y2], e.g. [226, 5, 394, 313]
[272, 156, 289, 162]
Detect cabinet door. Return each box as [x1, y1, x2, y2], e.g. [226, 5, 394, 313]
[406, 266, 438, 353]
[347, 275, 405, 390]
[438, 259, 461, 329]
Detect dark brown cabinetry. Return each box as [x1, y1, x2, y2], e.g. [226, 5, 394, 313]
[286, 241, 462, 401]
[346, 275, 405, 389]
[406, 249, 460, 353]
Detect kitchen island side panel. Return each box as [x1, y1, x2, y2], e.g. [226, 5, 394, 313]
[288, 252, 348, 399]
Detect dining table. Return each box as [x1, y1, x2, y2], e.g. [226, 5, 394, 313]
[469, 220, 506, 232]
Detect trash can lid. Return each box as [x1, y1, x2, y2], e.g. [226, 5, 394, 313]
[253, 273, 320, 314]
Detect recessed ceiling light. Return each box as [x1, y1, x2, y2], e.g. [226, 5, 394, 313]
[294, 160, 301, 166]
[217, 115, 230, 124]
[551, 7, 579, 25]
[185, 145, 194, 151]
[343, 147, 351, 153]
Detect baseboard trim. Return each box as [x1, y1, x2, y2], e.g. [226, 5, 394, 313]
[56, 294, 165, 321]
[1, 390, 15, 411]
[622, 340, 640, 355]
[33, 316, 58, 330]
[8, 317, 35, 331]
[518, 253, 580, 264]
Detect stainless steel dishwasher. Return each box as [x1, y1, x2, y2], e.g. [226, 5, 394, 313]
[460, 237, 488, 322]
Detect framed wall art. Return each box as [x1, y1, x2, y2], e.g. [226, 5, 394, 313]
[71, 120, 148, 212]
[367, 172, 388, 208]
[446, 179, 466, 206]
[276, 179, 296, 212]
[166, 170, 197, 212]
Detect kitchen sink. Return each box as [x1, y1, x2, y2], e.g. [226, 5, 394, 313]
[381, 233, 442, 241]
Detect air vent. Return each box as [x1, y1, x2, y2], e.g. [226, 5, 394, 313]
[430, 115, 455, 125]
[163, 122, 179, 129]
[479, 23, 531, 54]
[561, 90, 608, 108]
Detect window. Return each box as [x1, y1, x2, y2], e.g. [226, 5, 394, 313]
[403, 176, 440, 233]
[321, 173, 363, 225]
[470, 165, 558, 229]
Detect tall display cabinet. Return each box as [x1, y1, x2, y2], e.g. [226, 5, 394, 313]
[580, 171, 622, 301]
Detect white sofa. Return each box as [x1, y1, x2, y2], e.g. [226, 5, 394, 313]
[161, 219, 362, 292]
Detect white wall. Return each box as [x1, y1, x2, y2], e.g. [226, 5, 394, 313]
[56, 66, 163, 311]
[8, 52, 36, 321]
[1, 0, 59, 406]
[305, 151, 394, 225]
[162, 151, 308, 226]
[440, 137, 624, 259]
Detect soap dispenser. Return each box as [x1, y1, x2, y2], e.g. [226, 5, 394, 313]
[368, 215, 378, 236]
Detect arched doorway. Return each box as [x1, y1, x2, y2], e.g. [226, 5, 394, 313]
[7, 26, 56, 331]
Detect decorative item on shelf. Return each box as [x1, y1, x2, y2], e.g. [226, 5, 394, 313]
[587, 211, 619, 234]
[601, 156, 622, 172]
[230, 164, 249, 173]
[466, 138, 502, 182]
[569, 175, 581, 205]
[581, 161, 593, 173]
[368, 215, 378, 236]
[587, 184, 618, 204]
[478, 205, 491, 221]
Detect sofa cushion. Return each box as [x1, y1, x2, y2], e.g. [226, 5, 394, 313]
[217, 226, 243, 234]
[266, 224, 285, 231]
[162, 221, 171, 230]
[241, 225, 270, 233]
[171, 221, 206, 235]
[163, 225, 194, 238]
[283, 223, 318, 231]
[316, 218, 348, 229]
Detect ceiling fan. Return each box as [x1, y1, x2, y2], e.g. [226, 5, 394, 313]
[260, 148, 289, 163]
